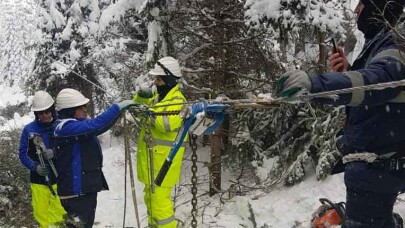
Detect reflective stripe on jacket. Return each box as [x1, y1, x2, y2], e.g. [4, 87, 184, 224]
[53, 104, 121, 196]
[310, 29, 405, 154]
[134, 84, 187, 187]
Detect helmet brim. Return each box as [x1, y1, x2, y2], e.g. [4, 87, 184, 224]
[56, 98, 90, 111]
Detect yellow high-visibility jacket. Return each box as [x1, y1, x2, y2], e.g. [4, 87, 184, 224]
[133, 84, 187, 187]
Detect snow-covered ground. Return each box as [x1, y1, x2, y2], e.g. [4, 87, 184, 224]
[95, 133, 405, 227]
[92, 131, 403, 228]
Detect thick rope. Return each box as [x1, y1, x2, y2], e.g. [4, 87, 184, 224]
[295, 79, 405, 100]
[123, 114, 141, 228]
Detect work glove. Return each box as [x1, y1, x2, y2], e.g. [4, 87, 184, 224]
[276, 70, 312, 98]
[138, 88, 154, 99]
[43, 149, 54, 160]
[136, 81, 154, 98]
[36, 165, 48, 176]
[116, 100, 138, 111]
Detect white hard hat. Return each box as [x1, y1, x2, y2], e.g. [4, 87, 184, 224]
[148, 56, 182, 78]
[32, 91, 54, 111]
[56, 88, 90, 111]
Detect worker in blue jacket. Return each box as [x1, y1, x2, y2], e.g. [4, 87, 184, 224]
[19, 90, 66, 227]
[278, 0, 405, 227]
[53, 88, 137, 228]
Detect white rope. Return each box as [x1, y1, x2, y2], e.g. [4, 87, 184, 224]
[295, 79, 405, 100]
[123, 115, 141, 228]
[44, 54, 118, 103]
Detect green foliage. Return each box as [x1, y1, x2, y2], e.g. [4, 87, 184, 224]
[227, 102, 344, 186]
[0, 129, 34, 227]
[309, 106, 345, 180]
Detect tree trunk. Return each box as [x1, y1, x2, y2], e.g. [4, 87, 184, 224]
[210, 127, 222, 196]
[318, 31, 326, 73]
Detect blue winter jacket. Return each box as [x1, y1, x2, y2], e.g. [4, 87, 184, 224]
[19, 118, 57, 185]
[53, 104, 121, 197]
[310, 29, 405, 155]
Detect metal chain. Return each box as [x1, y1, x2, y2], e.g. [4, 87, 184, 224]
[190, 134, 198, 228]
[129, 108, 180, 117]
[152, 110, 181, 116]
[142, 117, 155, 195]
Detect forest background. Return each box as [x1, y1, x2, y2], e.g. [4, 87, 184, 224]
[0, 0, 375, 227]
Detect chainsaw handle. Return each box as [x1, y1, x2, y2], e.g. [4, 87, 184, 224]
[319, 198, 346, 219]
[319, 198, 334, 206]
[155, 159, 172, 186]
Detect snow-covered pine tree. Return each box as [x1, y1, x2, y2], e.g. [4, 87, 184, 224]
[30, 0, 147, 111]
[93, 0, 148, 100]
[245, 0, 348, 69]
[29, 0, 105, 115]
[0, 2, 39, 225]
[0, 0, 37, 88]
[141, 0, 175, 66]
[239, 0, 350, 186]
[169, 0, 284, 193]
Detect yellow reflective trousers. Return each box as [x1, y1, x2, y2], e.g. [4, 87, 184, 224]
[31, 183, 66, 227]
[144, 185, 176, 228]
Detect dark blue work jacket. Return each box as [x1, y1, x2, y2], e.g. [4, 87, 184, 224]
[310, 29, 405, 155]
[53, 104, 121, 197]
[19, 119, 57, 185]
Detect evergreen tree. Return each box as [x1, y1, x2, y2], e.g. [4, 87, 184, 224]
[30, 0, 147, 111]
[0, 0, 37, 88]
[168, 0, 285, 193]
[29, 0, 100, 114]
[94, 0, 148, 100]
[230, 0, 351, 186]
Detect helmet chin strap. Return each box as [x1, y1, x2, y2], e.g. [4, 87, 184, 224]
[157, 61, 177, 78]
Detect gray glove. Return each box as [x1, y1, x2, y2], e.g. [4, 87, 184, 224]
[36, 165, 48, 176]
[43, 149, 54, 160]
[116, 100, 138, 111]
[278, 70, 312, 98]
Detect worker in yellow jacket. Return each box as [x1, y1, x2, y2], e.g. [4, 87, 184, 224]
[133, 56, 187, 228]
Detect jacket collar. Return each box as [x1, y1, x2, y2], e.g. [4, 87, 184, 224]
[156, 84, 181, 103]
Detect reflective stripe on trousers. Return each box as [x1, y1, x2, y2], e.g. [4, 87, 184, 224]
[147, 214, 176, 227]
[144, 185, 176, 228]
[154, 138, 186, 147]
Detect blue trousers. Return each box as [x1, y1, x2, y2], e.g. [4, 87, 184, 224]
[342, 187, 398, 227]
[60, 193, 98, 228]
[342, 162, 405, 228]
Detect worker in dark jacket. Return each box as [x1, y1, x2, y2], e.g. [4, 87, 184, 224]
[278, 0, 405, 227]
[19, 90, 66, 227]
[53, 88, 137, 228]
